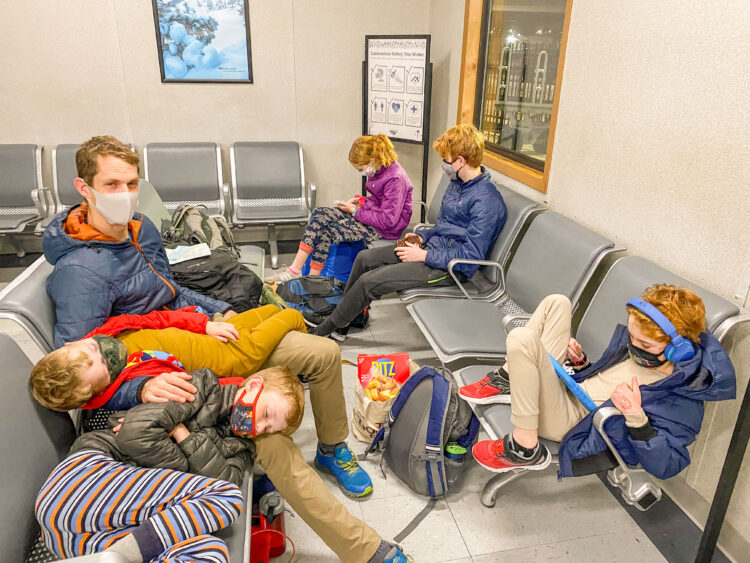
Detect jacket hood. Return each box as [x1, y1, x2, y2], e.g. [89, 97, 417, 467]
[43, 205, 143, 265]
[664, 331, 736, 401]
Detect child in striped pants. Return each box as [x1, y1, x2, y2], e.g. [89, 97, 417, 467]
[35, 451, 243, 562]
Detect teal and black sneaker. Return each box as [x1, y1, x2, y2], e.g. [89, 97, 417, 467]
[314, 443, 373, 498]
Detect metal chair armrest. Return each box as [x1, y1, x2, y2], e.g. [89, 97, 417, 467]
[502, 313, 532, 334]
[593, 406, 622, 431]
[31, 186, 52, 218]
[221, 183, 232, 221]
[306, 182, 317, 210]
[447, 258, 505, 300]
[412, 222, 434, 233]
[593, 406, 662, 511]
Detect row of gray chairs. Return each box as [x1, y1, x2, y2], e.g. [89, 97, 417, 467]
[402, 199, 747, 511]
[1, 142, 316, 268]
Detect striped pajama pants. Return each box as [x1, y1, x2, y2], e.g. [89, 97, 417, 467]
[301, 206, 380, 268]
[35, 451, 243, 562]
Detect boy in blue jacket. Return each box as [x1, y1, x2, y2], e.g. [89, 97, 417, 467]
[461, 284, 736, 479]
[313, 124, 507, 340]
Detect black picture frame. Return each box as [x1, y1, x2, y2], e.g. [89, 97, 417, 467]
[152, 0, 253, 84]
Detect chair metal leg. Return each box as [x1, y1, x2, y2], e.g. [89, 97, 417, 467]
[481, 469, 529, 507]
[7, 236, 25, 258]
[268, 224, 279, 269]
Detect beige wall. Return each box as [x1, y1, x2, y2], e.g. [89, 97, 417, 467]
[485, 0, 750, 551]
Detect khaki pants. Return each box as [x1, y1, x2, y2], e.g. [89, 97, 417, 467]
[121, 314, 381, 561]
[505, 294, 589, 442]
[257, 331, 381, 562]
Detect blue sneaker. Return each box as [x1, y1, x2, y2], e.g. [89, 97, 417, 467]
[314, 443, 373, 498]
[384, 546, 414, 562]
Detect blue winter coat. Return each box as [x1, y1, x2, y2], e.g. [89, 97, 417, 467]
[419, 168, 506, 278]
[558, 324, 736, 480]
[44, 206, 232, 348]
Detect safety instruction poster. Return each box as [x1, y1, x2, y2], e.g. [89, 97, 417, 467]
[365, 35, 430, 143]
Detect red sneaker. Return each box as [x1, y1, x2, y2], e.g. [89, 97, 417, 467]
[459, 369, 511, 404]
[473, 435, 551, 473]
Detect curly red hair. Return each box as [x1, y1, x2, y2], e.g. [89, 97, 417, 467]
[626, 284, 706, 344]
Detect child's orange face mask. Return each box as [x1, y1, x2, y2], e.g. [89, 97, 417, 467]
[230, 379, 264, 438]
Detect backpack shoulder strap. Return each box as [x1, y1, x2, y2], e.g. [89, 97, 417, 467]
[424, 373, 450, 497]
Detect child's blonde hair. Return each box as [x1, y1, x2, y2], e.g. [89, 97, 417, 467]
[30, 347, 94, 411]
[433, 124, 485, 167]
[244, 366, 305, 435]
[348, 134, 398, 169]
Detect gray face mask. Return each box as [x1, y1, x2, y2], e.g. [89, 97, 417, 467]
[441, 159, 463, 181]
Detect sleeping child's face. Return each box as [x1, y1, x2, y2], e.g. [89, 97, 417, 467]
[231, 376, 292, 437]
[64, 338, 112, 395]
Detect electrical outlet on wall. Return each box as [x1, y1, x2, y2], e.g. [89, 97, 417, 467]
[734, 282, 750, 308]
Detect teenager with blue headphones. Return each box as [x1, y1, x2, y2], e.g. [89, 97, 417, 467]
[462, 284, 736, 480]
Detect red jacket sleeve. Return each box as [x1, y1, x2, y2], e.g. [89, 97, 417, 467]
[84, 307, 209, 339]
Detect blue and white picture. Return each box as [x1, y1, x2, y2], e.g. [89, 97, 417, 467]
[152, 0, 252, 83]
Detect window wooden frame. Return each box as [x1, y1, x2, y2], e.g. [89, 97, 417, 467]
[457, 0, 573, 193]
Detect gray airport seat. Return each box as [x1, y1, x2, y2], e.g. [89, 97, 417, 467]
[0, 144, 51, 246]
[52, 143, 82, 209]
[407, 211, 616, 364]
[0, 333, 77, 561]
[414, 174, 451, 229]
[399, 184, 544, 301]
[144, 142, 226, 217]
[230, 142, 315, 269]
[454, 253, 746, 511]
[0, 256, 56, 352]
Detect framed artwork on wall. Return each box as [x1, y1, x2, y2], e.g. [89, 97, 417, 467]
[152, 0, 253, 83]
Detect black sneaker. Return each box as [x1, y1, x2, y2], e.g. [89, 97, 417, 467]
[311, 318, 347, 342]
[459, 368, 511, 404]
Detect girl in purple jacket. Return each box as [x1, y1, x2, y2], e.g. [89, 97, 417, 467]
[265, 134, 413, 282]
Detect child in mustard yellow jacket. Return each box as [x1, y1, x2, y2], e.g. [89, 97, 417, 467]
[30, 304, 307, 411]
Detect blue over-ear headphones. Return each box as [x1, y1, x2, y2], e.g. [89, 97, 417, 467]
[626, 298, 695, 363]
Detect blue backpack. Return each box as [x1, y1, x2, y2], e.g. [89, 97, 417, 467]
[274, 276, 345, 325]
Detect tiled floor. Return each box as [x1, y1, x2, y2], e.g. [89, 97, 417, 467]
[265, 255, 666, 562]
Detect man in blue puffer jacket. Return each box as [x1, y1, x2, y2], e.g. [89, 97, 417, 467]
[43, 139, 234, 350]
[313, 124, 507, 340]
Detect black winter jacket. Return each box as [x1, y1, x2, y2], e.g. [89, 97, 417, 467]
[70, 369, 253, 486]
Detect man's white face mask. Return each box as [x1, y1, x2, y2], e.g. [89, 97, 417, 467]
[86, 186, 139, 226]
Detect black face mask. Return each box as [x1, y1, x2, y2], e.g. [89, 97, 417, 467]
[91, 334, 128, 381]
[627, 342, 667, 368]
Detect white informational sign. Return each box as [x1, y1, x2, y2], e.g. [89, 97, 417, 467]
[366, 36, 430, 143]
